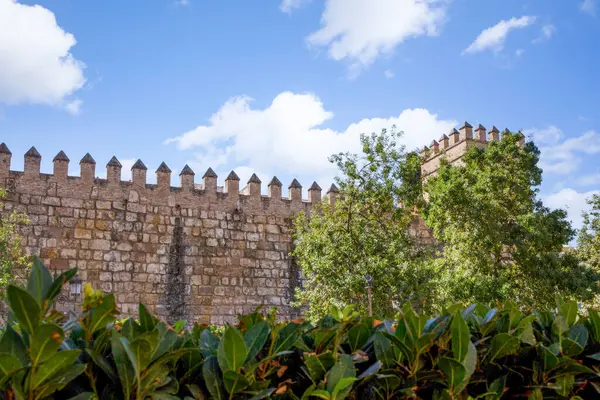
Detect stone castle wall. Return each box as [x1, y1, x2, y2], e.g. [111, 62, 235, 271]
[0, 121, 516, 324]
[0, 145, 335, 324]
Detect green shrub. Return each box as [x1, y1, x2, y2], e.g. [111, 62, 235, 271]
[3, 258, 600, 399]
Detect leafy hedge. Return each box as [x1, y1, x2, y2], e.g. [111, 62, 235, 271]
[2, 260, 600, 399]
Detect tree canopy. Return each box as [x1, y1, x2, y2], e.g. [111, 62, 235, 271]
[292, 129, 435, 320]
[423, 132, 599, 308]
[578, 194, 600, 273]
[292, 128, 600, 319]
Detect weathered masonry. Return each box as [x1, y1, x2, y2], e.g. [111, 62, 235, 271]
[0, 144, 337, 324]
[0, 122, 519, 324]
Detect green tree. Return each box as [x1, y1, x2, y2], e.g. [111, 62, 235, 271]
[0, 188, 29, 299]
[292, 128, 436, 320]
[578, 194, 600, 271]
[423, 132, 599, 308]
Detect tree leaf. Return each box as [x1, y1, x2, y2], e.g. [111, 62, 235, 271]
[244, 321, 269, 364]
[538, 345, 558, 371]
[0, 353, 22, 377]
[223, 370, 250, 394]
[559, 301, 578, 327]
[44, 268, 78, 306]
[121, 337, 152, 380]
[139, 303, 156, 332]
[30, 324, 64, 366]
[554, 374, 575, 396]
[438, 356, 466, 390]
[347, 323, 370, 352]
[569, 324, 589, 348]
[450, 312, 470, 363]
[202, 356, 224, 400]
[26, 256, 53, 308]
[0, 325, 28, 366]
[552, 316, 569, 340]
[273, 322, 300, 355]
[7, 285, 41, 334]
[88, 294, 118, 334]
[325, 354, 355, 394]
[331, 377, 356, 400]
[217, 326, 247, 372]
[111, 333, 134, 400]
[561, 338, 584, 357]
[488, 333, 520, 362]
[86, 348, 117, 380]
[31, 349, 82, 387]
[305, 351, 335, 382]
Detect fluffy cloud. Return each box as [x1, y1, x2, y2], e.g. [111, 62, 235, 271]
[463, 16, 536, 54]
[306, 0, 446, 75]
[525, 126, 600, 175]
[544, 188, 599, 230]
[280, 0, 310, 13]
[0, 0, 86, 111]
[165, 91, 456, 185]
[581, 0, 596, 15]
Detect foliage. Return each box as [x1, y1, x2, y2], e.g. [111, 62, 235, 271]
[6, 260, 600, 398]
[0, 188, 29, 299]
[578, 193, 600, 271]
[422, 132, 600, 308]
[292, 128, 435, 320]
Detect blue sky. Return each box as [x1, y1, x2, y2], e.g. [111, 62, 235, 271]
[1, 0, 599, 229]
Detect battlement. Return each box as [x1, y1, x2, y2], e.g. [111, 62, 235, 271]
[420, 122, 525, 178]
[0, 145, 339, 216]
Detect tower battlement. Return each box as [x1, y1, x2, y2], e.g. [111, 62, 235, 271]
[420, 122, 524, 178]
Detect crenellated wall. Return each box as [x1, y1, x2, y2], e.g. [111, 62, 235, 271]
[0, 121, 520, 324]
[0, 143, 338, 324]
[420, 123, 524, 179]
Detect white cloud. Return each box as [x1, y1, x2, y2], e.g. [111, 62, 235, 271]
[515, 49, 525, 57]
[581, 0, 596, 15]
[524, 125, 562, 145]
[463, 16, 536, 54]
[165, 91, 456, 185]
[307, 0, 446, 75]
[175, 0, 190, 6]
[578, 173, 600, 187]
[384, 69, 395, 79]
[544, 188, 599, 230]
[525, 127, 600, 175]
[280, 0, 310, 13]
[532, 24, 555, 44]
[0, 0, 86, 111]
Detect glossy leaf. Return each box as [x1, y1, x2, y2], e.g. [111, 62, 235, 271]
[450, 312, 470, 363]
[7, 285, 41, 334]
[325, 354, 355, 394]
[217, 326, 247, 372]
[31, 349, 82, 387]
[488, 333, 520, 362]
[26, 256, 53, 307]
[202, 356, 224, 400]
[30, 324, 64, 366]
[244, 321, 269, 363]
[438, 356, 466, 390]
